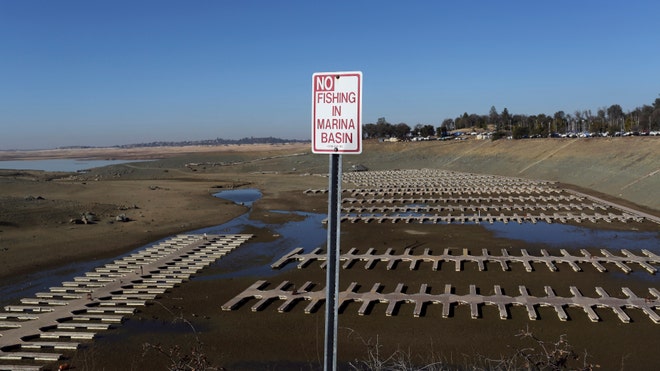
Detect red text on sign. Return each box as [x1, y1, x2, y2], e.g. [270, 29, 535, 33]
[321, 132, 353, 144]
[316, 118, 355, 130]
[315, 75, 335, 91]
[315, 92, 356, 104]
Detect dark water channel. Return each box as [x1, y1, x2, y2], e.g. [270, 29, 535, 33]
[0, 159, 152, 172]
[486, 222, 659, 251]
[1, 189, 658, 306]
[485, 222, 660, 282]
[193, 189, 327, 280]
[0, 189, 326, 306]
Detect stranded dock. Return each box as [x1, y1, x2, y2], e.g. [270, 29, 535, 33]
[224, 169, 659, 328]
[272, 247, 660, 274]
[222, 280, 660, 324]
[0, 234, 252, 370]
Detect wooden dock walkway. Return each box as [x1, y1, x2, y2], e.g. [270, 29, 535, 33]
[271, 247, 660, 274]
[0, 234, 251, 370]
[248, 170, 660, 325]
[221, 280, 660, 324]
[305, 168, 657, 226]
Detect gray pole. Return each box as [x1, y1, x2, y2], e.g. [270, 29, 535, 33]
[324, 153, 342, 371]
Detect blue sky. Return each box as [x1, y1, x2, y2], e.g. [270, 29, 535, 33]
[1, 0, 659, 149]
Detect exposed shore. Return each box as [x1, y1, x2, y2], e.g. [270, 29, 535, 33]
[0, 143, 314, 283]
[1, 139, 658, 370]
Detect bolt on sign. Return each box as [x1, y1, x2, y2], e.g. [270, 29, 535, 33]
[312, 71, 363, 154]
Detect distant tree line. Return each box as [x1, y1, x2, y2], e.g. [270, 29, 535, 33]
[114, 136, 307, 149]
[362, 96, 660, 140]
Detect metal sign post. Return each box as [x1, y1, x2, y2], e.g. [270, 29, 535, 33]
[311, 71, 362, 371]
[324, 152, 341, 371]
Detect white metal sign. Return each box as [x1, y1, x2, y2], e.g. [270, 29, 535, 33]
[312, 71, 362, 154]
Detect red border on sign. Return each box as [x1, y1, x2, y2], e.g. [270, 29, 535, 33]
[312, 71, 362, 154]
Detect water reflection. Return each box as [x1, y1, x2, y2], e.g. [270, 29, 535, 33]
[214, 188, 262, 207]
[194, 210, 326, 280]
[485, 222, 659, 252]
[0, 159, 151, 172]
[0, 238, 171, 306]
[180, 188, 326, 279]
[2, 188, 657, 305]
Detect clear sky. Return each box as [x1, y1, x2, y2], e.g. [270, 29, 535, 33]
[2, 0, 659, 149]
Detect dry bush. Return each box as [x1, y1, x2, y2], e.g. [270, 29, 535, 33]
[346, 325, 600, 371]
[141, 302, 220, 371]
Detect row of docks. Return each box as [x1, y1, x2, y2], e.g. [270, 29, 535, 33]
[347, 186, 562, 196]
[342, 169, 555, 189]
[343, 195, 585, 204]
[0, 234, 252, 371]
[222, 280, 660, 324]
[223, 168, 660, 327]
[342, 202, 608, 213]
[338, 211, 643, 224]
[271, 247, 660, 274]
[305, 188, 566, 197]
[304, 169, 654, 225]
[306, 186, 564, 197]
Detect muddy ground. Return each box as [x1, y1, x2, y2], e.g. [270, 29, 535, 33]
[65, 222, 660, 370]
[0, 139, 658, 370]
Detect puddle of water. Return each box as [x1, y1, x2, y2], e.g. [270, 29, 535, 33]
[0, 189, 325, 306]
[482, 222, 660, 283]
[2, 188, 657, 305]
[214, 188, 262, 207]
[484, 222, 660, 251]
[192, 210, 327, 280]
[198, 189, 327, 279]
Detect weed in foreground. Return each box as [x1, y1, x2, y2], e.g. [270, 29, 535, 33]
[346, 325, 600, 371]
[141, 301, 221, 371]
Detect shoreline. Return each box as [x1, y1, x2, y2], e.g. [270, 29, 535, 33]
[0, 174, 251, 284]
[0, 144, 315, 285]
[0, 143, 311, 161]
[1, 140, 658, 284]
[0, 142, 658, 370]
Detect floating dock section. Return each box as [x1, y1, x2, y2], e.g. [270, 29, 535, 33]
[224, 169, 660, 326]
[0, 234, 252, 370]
[272, 247, 660, 274]
[222, 280, 660, 324]
[305, 168, 658, 225]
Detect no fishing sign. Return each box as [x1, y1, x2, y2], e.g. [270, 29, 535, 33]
[312, 71, 362, 154]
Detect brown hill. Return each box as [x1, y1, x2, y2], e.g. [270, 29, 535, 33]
[351, 137, 660, 212]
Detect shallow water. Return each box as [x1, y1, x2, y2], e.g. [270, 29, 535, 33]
[0, 238, 169, 306]
[0, 158, 150, 172]
[213, 188, 262, 207]
[484, 222, 660, 283]
[484, 222, 659, 252]
[193, 210, 326, 280]
[0, 189, 325, 305]
[1, 189, 658, 305]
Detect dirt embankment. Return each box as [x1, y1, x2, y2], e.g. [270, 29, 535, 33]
[0, 144, 311, 282]
[1, 138, 657, 282]
[351, 137, 660, 212]
[1, 140, 659, 370]
[0, 143, 309, 161]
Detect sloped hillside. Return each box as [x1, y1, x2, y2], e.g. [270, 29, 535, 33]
[352, 137, 660, 212]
